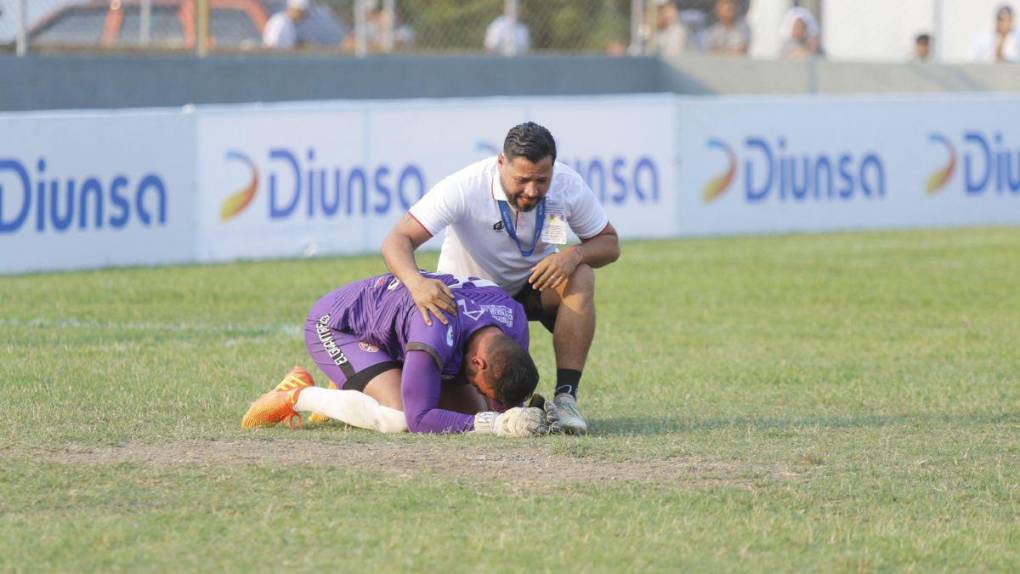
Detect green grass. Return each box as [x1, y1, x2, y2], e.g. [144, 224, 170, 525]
[2, 227, 1018, 572]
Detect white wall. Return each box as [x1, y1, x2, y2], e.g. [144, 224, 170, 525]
[748, 0, 795, 59]
[823, 0, 1020, 63]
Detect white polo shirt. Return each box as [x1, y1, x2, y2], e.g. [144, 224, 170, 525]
[409, 157, 610, 295]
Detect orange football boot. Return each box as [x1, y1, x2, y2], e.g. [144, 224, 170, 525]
[241, 366, 315, 429]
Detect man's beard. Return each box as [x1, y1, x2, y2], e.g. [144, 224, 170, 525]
[515, 198, 539, 212]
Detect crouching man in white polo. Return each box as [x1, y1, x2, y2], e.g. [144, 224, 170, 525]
[382, 122, 621, 435]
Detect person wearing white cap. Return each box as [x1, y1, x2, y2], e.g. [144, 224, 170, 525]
[778, 7, 823, 60]
[263, 0, 310, 49]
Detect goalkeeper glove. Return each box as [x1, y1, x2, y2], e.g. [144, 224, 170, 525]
[473, 406, 549, 437]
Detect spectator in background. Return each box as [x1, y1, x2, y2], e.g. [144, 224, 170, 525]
[699, 0, 750, 57]
[342, 1, 415, 53]
[913, 33, 932, 62]
[778, 7, 823, 60]
[484, 7, 530, 55]
[263, 0, 310, 49]
[972, 5, 1019, 63]
[652, 0, 688, 59]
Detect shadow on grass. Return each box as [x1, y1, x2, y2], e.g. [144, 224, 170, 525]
[590, 411, 1020, 437]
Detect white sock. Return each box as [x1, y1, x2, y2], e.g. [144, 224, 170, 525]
[295, 387, 407, 433]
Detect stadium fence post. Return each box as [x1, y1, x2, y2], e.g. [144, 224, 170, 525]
[933, 0, 944, 62]
[141, 0, 152, 45]
[195, 0, 210, 56]
[503, 0, 520, 56]
[629, 0, 645, 55]
[15, 0, 26, 56]
[354, 0, 368, 57]
[381, 0, 395, 52]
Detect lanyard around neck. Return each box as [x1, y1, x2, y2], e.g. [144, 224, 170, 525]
[497, 199, 545, 257]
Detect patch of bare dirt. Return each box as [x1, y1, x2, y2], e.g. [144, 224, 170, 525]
[7, 439, 798, 489]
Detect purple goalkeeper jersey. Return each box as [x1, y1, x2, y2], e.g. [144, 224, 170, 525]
[320, 272, 529, 432]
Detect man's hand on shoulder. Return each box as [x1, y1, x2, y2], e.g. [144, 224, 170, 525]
[407, 275, 456, 326]
[529, 247, 583, 291]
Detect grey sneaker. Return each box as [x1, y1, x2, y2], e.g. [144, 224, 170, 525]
[553, 393, 588, 435]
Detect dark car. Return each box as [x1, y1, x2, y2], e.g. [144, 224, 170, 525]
[24, 0, 345, 50]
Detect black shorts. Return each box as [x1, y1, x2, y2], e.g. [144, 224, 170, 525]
[512, 282, 557, 334]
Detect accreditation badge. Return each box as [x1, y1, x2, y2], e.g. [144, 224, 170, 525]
[541, 207, 568, 245]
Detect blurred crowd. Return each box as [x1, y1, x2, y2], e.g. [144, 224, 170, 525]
[6, 0, 1019, 64]
[261, 0, 1020, 64]
[648, 0, 1019, 63]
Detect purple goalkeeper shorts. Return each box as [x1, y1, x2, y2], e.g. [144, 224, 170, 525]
[304, 294, 400, 391]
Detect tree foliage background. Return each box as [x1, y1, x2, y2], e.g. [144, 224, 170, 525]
[319, 0, 633, 52]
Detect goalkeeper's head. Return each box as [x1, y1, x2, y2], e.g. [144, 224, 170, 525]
[465, 329, 539, 407]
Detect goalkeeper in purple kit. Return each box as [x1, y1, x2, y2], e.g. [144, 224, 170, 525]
[242, 272, 558, 436]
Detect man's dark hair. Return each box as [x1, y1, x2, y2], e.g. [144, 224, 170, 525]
[916, 33, 931, 46]
[503, 122, 557, 163]
[487, 333, 540, 407]
[998, 5, 1014, 19]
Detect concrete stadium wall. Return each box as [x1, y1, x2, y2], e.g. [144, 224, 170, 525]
[0, 55, 665, 112]
[3, 54, 1020, 113]
[661, 54, 1020, 95]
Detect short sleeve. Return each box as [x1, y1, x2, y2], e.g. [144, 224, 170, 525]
[408, 177, 464, 236]
[564, 175, 610, 240]
[404, 314, 458, 372]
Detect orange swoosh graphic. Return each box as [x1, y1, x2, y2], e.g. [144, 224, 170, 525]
[221, 151, 259, 221]
[703, 139, 737, 203]
[926, 134, 956, 196]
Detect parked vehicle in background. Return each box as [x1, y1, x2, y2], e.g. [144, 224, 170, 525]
[24, 0, 345, 50]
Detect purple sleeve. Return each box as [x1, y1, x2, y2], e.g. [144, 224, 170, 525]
[401, 351, 475, 434]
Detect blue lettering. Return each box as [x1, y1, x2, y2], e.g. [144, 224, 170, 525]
[136, 174, 167, 226]
[397, 165, 425, 210]
[789, 156, 810, 201]
[36, 159, 47, 231]
[373, 166, 392, 215]
[731, 139, 884, 204]
[745, 137, 773, 202]
[50, 179, 75, 232]
[634, 157, 659, 203]
[0, 158, 167, 234]
[837, 155, 854, 198]
[860, 154, 885, 198]
[109, 175, 131, 229]
[963, 131, 991, 195]
[1005, 147, 1020, 193]
[995, 133, 1006, 193]
[346, 168, 367, 216]
[322, 169, 341, 216]
[0, 158, 31, 233]
[814, 156, 833, 200]
[269, 148, 301, 218]
[611, 158, 628, 202]
[79, 177, 103, 229]
[306, 149, 317, 218]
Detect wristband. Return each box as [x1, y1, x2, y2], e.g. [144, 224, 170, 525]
[473, 411, 499, 434]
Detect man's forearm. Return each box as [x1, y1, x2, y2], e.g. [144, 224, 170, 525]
[574, 234, 620, 269]
[382, 232, 424, 286]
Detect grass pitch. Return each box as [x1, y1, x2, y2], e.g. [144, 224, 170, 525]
[1, 228, 1018, 572]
